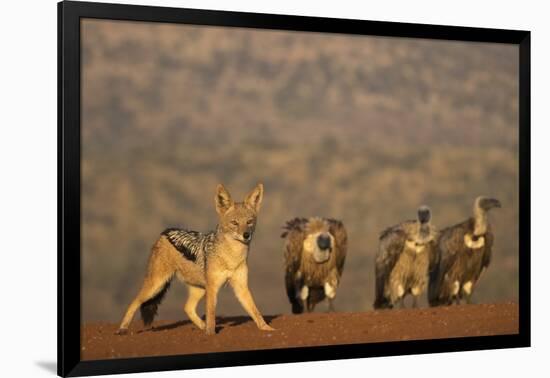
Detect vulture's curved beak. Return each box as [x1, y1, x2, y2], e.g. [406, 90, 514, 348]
[481, 197, 501, 210]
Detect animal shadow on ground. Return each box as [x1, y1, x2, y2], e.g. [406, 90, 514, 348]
[140, 320, 193, 333]
[144, 315, 280, 333]
[217, 315, 279, 327]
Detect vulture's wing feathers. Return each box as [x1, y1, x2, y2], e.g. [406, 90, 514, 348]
[438, 218, 484, 278]
[281, 217, 307, 238]
[282, 217, 308, 274]
[282, 218, 307, 313]
[427, 238, 440, 273]
[328, 218, 348, 277]
[426, 224, 441, 273]
[374, 225, 407, 307]
[481, 227, 494, 270]
[430, 220, 470, 303]
[436, 226, 461, 278]
[376, 226, 406, 273]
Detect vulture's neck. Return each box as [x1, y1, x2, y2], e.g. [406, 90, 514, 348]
[417, 222, 431, 240]
[473, 206, 488, 236]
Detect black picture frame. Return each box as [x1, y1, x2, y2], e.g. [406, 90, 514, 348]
[58, 1, 531, 376]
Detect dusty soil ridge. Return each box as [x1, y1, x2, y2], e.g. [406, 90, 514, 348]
[82, 302, 518, 360]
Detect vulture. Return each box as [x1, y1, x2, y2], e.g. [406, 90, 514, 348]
[428, 196, 501, 306]
[374, 206, 438, 309]
[282, 217, 347, 313]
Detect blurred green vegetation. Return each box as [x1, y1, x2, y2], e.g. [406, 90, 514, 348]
[81, 20, 519, 321]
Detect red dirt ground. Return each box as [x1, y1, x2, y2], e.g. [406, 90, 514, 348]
[81, 302, 518, 360]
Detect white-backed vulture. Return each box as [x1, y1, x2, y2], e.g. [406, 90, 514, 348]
[428, 196, 501, 306]
[374, 206, 438, 309]
[282, 217, 347, 313]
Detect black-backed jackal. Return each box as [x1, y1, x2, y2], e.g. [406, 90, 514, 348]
[116, 183, 274, 335]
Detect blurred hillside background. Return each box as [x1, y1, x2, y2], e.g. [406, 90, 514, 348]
[81, 19, 519, 322]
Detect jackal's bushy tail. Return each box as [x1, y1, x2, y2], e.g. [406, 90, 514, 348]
[140, 278, 173, 326]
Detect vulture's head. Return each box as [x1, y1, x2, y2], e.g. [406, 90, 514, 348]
[303, 217, 335, 264]
[417, 205, 431, 224]
[415, 205, 435, 245]
[475, 196, 502, 212]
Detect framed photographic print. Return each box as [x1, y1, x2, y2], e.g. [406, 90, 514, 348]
[58, 0, 530, 376]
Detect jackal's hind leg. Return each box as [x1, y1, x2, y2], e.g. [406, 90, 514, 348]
[116, 272, 172, 334]
[184, 285, 206, 330]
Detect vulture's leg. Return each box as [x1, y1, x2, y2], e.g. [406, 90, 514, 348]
[462, 281, 474, 305]
[307, 299, 316, 312]
[327, 298, 335, 312]
[299, 285, 309, 313]
[411, 286, 422, 309]
[324, 281, 336, 312]
[390, 282, 405, 309]
[451, 281, 460, 306]
[398, 296, 405, 309]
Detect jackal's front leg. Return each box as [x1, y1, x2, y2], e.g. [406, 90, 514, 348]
[205, 272, 226, 335]
[230, 265, 275, 331]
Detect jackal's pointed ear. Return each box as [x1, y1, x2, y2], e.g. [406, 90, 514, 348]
[244, 183, 264, 212]
[215, 184, 233, 215]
